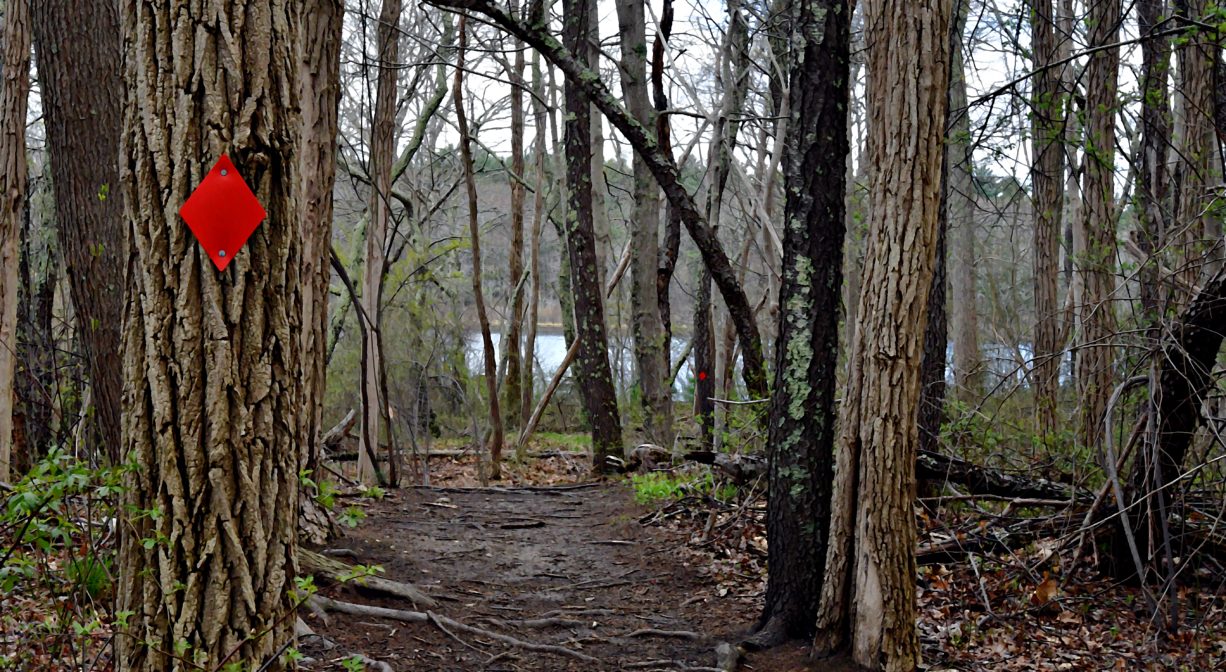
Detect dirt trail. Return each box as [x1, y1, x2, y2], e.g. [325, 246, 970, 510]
[300, 483, 745, 671]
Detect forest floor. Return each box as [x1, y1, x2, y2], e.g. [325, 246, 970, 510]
[299, 456, 760, 671]
[301, 449, 1226, 672]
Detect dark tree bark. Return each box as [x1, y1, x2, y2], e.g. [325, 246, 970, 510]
[562, 0, 623, 472]
[31, 0, 125, 463]
[753, 0, 851, 645]
[298, 0, 344, 544]
[427, 0, 768, 401]
[652, 0, 680, 351]
[116, 1, 303, 668]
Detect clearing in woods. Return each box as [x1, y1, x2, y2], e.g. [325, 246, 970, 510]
[297, 472, 787, 671]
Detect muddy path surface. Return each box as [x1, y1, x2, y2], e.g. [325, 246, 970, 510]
[299, 483, 750, 671]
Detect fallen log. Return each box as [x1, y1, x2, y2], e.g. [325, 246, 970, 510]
[917, 449, 1084, 502]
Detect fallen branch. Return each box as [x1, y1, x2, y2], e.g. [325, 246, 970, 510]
[300, 549, 438, 608]
[625, 628, 702, 640]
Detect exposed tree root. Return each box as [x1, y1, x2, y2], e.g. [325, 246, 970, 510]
[299, 548, 438, 608]
[307, 595, 600, 663]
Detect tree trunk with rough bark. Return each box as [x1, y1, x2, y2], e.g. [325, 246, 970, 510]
[813, 0, 953, 668]
[1076, 0, 1120, 451]
[614, 0, 673, 449]
[456, 17, 505, 480]
[563, 0, 623, 472]
[359, 0, 402, 486]
[30, 0, 124, 463]
[116, 1, 302, 668]
[298, 0, 343, 544]
[1173, 0, 1222, 288]
[946, 0, 979, 401]
[1030, 0, 1065, 439]
[0, 0, 30, 483]
[754, 0, 850, 645]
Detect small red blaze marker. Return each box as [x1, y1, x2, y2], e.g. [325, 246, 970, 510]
[698, 371, 707, 381]
[180, 155, 266, 271]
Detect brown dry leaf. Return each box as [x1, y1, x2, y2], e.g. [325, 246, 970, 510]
[1030, 576, 1059, 606]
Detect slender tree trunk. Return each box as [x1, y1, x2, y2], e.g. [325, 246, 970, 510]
[0, 0, 31, 483]
[653, 0, 680, 357]
[813, 0, 953, 668]
[753, 0, 850, 645]
[504, 13, 527, 435]
[1030, 0, 1065, 439]
[520, 48, 548, 432]
[614, 0, 673, 449]
[1134, 0, 1170, 325]
[298, 0, 344, 543]
[946, 0, 979, 400]
[563, 0, 623, 472]
[359, 0, 402, 486]
[455, 17, 505, 480]
[30, 0, 124, 463]
[116, 1, 302, 668]
[427, 0, 769, 401]
[1076, 0, 1120, 451]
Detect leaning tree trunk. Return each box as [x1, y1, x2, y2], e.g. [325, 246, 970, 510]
[359, 0, 402, 486]
[1030, 0, 1066, 439]
[426, 0, 768, 402]
[0, 0, 31, 483]
[563, 0, 623, 472]
[30, 0, 125, 463]
[116, 1, 302, 669]
[813, 0, 953, 669]
[298, 0, 344, 544]
[754, 0, 850, 645]
[1076, 0, 1120, 451]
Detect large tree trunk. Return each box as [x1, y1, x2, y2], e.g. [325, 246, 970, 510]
[298, 0, 344, 544]
[455, 17, 505, 480]
[427, 0, 768, 401]
[115, 1, 302, 668]
[30, 0, 124, 463]
[563, 0, 623, 472]
[359, 0, 402, 486]
[1030, 0, 1065, 439]
[946, 0, 979, 400]
[813, 0, 953, 668]
[1076, 0, 1120, 451]
[754, 0, 850, 645]
[614, 0, 673, 449]
[0, 0, 31, 483]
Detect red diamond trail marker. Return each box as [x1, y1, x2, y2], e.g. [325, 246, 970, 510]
[180, 155, 266, 271]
